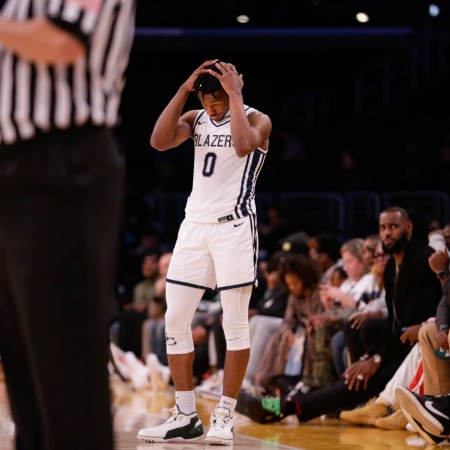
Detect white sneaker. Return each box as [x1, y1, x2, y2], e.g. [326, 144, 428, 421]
[146, 353, 171, 391]
[195, 369, 223, 395]
[205, 405, 235, 446]
[123, 351, 150, 390]
[109, 343, 132, 385]
[137, 405, 204, 443]
[197, 384, 222, 400]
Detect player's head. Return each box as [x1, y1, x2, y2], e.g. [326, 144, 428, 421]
[194, 61, 223, 98]
[194, 60, 230, 121]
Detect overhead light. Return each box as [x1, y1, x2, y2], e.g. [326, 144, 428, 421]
[429, 4, 440, 17]
[356, 12, 369, 23]
[236, 14, 250, 24]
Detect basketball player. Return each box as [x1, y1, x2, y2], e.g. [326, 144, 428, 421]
[137, 59, 271, 445]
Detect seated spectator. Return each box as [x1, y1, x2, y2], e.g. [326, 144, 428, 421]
[309, 238, 381, 377]
[235, 207, 442, 426]
[307, 232, 343, 284]
[113, 253, 160, 357]
[328, 266, 348, 288]
[139, 252, 172, 360]
[250, 254, 327, 394]
[339, 226, 450, 429]
[337, 239, 388, 373]
[243, 254, 289, 389]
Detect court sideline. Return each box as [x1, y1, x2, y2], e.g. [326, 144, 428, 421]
[0, 373, 443, 450]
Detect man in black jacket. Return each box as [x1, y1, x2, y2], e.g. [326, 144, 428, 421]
[236, 206, 443, 423]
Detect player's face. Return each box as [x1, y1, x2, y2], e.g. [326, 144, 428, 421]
[198, 91, 229, 121]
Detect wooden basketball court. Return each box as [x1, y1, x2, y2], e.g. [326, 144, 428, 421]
[0, 375, 443, 449]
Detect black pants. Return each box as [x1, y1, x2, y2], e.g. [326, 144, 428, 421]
[344, 317, 390, 363]
[0, 127, 123, 450]
[290, 346, 411, 422]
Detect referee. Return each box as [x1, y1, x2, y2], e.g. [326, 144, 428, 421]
[0, 1, 135, 449]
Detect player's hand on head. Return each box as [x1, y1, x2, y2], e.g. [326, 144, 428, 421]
[182, 59, 219, 92]
[210, 61, 244, 94]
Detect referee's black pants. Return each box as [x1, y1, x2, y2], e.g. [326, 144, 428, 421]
[0, 126, 123, 450]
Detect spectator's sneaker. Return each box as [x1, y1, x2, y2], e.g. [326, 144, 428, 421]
[109, 343, 133, 387]
[123, 351, 150, 390]
[205, 405, 235, 446]
[235, 390, 284, 424]
[197, 384, 222, 400]
[401, 410, 447, 445]
[145, 353, 171, 391]
[340, 398, 389, 426]
[395, 386, 450, 436]
[374, 409, 409, 430]
[195, 370, 224, 395]
[137, 405, 204, 443]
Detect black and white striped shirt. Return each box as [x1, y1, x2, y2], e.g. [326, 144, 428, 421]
[0, 0, 136, 146]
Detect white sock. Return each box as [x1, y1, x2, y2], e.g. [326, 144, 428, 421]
[219, 395, 237, 415]
[175, 390, 196, 415]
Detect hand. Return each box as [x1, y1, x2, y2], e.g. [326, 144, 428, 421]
[307, 313, 335, 332]
[348, 311, 372, 330]
[400, 324, 421, 345]
[181, 59, 219, 93]
[319, 284, 340, 310]
[429, 250, 450, 274]
[208, 61, 244, 95]
[436, 329, 450, 349]
[343, 358, 379, 391]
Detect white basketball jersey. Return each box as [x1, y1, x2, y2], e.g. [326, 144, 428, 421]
[185, 106, 268, 223]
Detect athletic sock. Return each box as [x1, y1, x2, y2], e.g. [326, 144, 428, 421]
[219, 395, 237, 414]
[175, 390, 196, 415]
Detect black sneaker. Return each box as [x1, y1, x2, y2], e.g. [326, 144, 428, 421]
[269, 374, 300, 397]
[401, 409, 447, 445]
[235, 390, 284, 424]
[395, 386, 450, 436]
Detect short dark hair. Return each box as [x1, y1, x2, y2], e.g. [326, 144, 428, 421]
[381, 206, 410, 220]
[194, 61, 223, 97]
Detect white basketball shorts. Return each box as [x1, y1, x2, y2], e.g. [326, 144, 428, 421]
[166, 215, 259, 291]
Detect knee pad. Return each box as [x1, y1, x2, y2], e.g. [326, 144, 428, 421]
[164, 282, 203, 354]
[221, 287, 251, 351]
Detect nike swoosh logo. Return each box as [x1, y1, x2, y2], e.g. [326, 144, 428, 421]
[198, 120, 205, 125]
[234, 223, 244, 227]
[425, 401, 450, 420]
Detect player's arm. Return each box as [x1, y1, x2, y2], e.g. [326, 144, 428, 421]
[151, 59, 217, 151]
[150, 86, 197, 151]
[212, 61, 271, 157]
[0, 17, 85, 64]
[230, 104, 272, 158]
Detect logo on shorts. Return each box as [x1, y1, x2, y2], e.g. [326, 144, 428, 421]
[234, 222, 244, 227]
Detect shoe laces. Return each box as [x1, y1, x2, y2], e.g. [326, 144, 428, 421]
[165, 406, 187, 423]
[211, 408, 232, 429]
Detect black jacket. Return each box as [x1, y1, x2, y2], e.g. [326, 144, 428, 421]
[378, 238, 442, 363]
